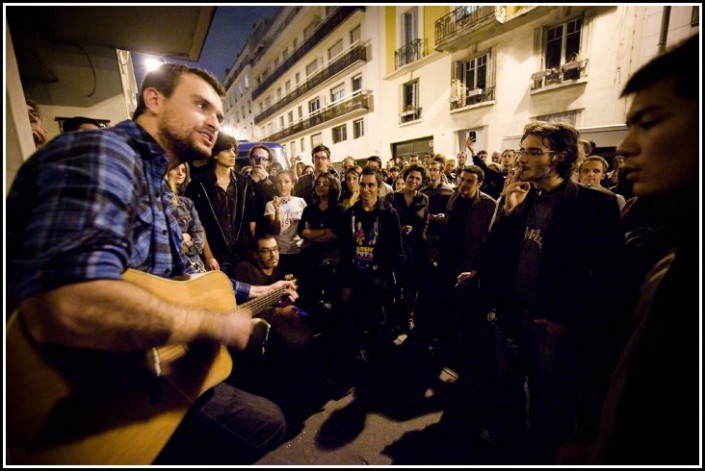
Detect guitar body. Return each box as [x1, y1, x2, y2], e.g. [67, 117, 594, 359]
[6, 269, 234, 465]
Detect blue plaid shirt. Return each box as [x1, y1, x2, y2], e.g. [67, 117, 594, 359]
[7, 120, 250, 301]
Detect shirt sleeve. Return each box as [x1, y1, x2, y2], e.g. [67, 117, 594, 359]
[9, 131, 139, 300]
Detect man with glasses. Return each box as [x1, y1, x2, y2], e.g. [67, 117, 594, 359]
[247, 144, 279, 228]
[459, 121, 624, 463]
[233, 233, 313, 357]
[294, 144, 339, 205]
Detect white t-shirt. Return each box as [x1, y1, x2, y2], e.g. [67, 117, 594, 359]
[264, 196, 307, 254]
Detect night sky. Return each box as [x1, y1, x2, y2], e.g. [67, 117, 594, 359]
[133, 5, 280, 84]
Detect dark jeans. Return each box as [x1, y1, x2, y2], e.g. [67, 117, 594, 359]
[154, 383, 286, 464]
[486, 317, 578, 463]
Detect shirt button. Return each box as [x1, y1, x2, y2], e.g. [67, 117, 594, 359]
[162, 230, 167, 235]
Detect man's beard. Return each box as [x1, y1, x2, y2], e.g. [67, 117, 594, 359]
[162, 127, 212, 164]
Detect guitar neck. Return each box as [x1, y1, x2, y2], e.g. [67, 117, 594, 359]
[238, 286, 287, 316]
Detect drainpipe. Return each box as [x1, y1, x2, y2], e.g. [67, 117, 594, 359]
[657, 6, 671, 53]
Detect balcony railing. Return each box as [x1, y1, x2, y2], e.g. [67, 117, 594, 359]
[254, 43, 367, 125]
[531, 59, 589, 90]
[399, 106, 422, 124]
[252, 6, 363, 100]
[262, 90, 372, 142]
[395, 39, 425, 70]
[435, 6, 506, 50]
[449, 86, 495, 110]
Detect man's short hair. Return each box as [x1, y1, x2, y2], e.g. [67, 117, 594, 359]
[360, 166, 383, 185]
[132, 63, 225, 120]
[579, 155, 609, 173]
[311, 144, 331, 159]
[366, 155, 383, 167]
[461, 164, 485, 183]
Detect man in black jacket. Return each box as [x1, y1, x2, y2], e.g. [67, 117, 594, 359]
[460, 121, 625, 463]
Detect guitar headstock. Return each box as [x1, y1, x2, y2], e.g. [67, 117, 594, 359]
[284, 274, 298, 290]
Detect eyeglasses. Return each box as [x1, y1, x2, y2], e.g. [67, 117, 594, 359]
[517, 149, 556, 157]
[313, 156, 329, 161]
[257, 247, 279, 255]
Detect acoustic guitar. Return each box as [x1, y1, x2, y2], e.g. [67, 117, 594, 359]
[6, 268, 289, 465]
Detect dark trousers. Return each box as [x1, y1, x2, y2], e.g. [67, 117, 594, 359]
[486, 317, 578, 463]
[154, 383, 286, 464]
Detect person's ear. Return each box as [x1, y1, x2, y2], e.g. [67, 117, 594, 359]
[142, 87, 162, 115]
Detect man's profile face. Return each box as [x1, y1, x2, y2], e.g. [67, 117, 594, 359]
[617, 76, 698, 197]
[158, 73, 224, 162]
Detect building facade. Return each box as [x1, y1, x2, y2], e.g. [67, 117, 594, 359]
[223, 5, 698, 164]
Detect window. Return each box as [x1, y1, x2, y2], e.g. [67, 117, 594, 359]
[285, 80, 291, 94]
[265, 96, 272, 109]
[402, 8, 418, 46]
[244, 75, 249, 89]
[452, 52, 490, 107]
[283, 47, 289, 59]
[545, 18, 582, 70]
[297, 105, 303, 120]
[295, 72, 301, 86]
[237, 83, 243, 97]
[311, 133, 323, 148]
[306, 59, 318, 77]
[290, 140, 296, 156]
[353, 119, 364, 139]
[276, 87, 282, 100]
[287, 110, 294, 124]
[304, 18, 320, 40]
[279, 116, 285, 129]
[300, 137, 305, 153]
[328, 39, 343, 61]
[401, 80, 420, 123]
[350, 25, 361, 44]
[332, 124, 347, 143]
[352, 74, 362, 92]
[331, 83, 345, 103]
[309, 97, 321, 115]
[293, 37, 298, 49]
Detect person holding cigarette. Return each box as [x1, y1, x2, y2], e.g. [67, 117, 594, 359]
[458, 121, 625, 464]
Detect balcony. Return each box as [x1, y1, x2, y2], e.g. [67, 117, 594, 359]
[395, 39, 425, 70]
[399, 106, 422, 124]
[262, 90, 372, 142]
[252, 6, 364, 100]
[531, 59, 589, 91]
[254, 43, 367, 125]
[449, 86, 495, 111]
[435, 6, 507, 52]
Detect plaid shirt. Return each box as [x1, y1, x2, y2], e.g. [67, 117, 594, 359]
[7, 120, 250, 301]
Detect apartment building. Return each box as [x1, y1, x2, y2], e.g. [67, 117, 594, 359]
[381, 5, 699, 159]
[222, 6, 385, 163]
[225, 5, 697, 164]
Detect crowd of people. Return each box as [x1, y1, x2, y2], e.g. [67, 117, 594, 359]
[7, 34, 699, 465]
